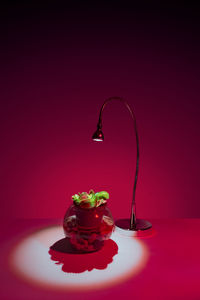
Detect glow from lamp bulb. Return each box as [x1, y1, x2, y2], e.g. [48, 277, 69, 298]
[93, 138, 103, 142]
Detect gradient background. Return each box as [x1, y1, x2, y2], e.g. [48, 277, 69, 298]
[1, 2, 200, 221]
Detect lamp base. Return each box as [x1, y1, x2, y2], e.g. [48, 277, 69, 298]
[115, 218, 152, 236]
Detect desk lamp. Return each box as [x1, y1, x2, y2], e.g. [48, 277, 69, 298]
[92, 96, 152, 232]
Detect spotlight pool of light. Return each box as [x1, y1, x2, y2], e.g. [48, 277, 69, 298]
[9, 225, 149, 291]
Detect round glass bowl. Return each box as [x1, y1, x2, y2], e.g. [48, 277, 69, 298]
[63, 203, 114, 252]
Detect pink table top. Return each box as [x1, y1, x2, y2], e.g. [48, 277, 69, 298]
[0, 218, 200, 300]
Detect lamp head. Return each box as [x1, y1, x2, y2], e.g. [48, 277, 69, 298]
[92, 128, 104, 142]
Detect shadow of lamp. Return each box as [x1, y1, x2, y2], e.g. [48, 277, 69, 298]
[92, 96, 152, 232]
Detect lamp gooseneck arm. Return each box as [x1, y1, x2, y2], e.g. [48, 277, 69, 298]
[97, 96, 139, 230]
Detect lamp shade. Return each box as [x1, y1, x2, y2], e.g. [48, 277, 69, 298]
[92, 128, 104, 141]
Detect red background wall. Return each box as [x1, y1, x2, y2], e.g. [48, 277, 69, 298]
[1, 3, 200, 221]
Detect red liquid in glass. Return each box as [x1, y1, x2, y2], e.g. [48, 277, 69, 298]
[63, 204, 114, 252]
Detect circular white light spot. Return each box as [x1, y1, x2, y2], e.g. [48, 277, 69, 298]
[9, 225, 148, 291]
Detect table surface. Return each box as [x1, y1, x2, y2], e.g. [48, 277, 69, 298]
[0, 218, 200, 300]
